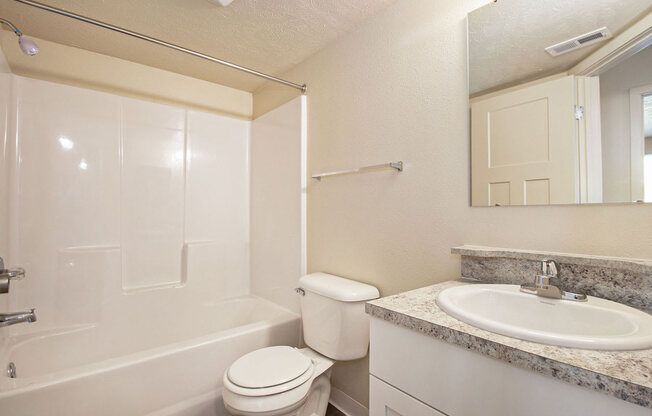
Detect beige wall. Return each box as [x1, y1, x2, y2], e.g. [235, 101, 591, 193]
[0, 31, 252, 119]
[253, 0, 652, 407]
[600, 45, 652, 202]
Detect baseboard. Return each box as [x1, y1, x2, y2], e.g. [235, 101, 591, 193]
[329, 387, 369, 416]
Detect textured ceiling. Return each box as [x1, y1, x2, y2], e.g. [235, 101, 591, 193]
[469, 0, 652, 95]
[0, 0, 397, 92]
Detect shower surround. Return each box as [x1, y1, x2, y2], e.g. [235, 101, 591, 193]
[0, 74, 305, 415]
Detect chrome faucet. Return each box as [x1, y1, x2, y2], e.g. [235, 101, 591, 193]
[520, 260, 587, 301]
[0, 308, 37, 327]
[0, 256, 26, 294]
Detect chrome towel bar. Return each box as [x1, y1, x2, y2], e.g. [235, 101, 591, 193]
[312, 161, 403, 181]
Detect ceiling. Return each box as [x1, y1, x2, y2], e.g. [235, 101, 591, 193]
[469, 0, 652, 95]
[0, 0, 397, 92]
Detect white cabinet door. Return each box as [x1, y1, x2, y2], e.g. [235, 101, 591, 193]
[370, 375, 445, 416]
[471, 75, 579, 206]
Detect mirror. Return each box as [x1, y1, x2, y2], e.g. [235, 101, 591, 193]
[468, 0, 652, 206]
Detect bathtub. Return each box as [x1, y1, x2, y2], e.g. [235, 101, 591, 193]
[0, 296, 300, 416]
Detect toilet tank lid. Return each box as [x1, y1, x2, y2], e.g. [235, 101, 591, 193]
[299, 273, 380, 302]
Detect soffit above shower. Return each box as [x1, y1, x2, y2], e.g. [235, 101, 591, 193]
[469, 0, 652, 96]
[0, 0, 397, 92]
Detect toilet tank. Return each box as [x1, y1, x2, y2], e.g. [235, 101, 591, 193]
[298, 273, 380, 361]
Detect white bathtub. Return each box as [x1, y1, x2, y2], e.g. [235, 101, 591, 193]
[0, 296, 300, 416]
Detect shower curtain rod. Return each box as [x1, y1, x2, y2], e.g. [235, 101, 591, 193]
[10, 0, 307, 93]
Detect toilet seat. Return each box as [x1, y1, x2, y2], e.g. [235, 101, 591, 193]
[224, 346, 315, 397]
[222, 347, 336, 416]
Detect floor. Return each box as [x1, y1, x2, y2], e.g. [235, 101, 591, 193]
[326, 404, 346, 416]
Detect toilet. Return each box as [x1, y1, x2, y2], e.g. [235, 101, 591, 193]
[222, 273, 380, 416]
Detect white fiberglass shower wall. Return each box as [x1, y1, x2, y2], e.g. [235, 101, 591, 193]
[0, 73, 306, 415]
[1, 73, 251, 332]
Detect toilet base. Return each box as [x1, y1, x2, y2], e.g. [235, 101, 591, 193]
[224, 374, 331, 416]
[295, 374, 331, 416]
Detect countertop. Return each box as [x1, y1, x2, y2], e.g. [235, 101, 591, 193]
[365, 280, 652, 408]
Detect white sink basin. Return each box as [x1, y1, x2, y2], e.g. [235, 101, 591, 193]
[437, 284, 652, 350]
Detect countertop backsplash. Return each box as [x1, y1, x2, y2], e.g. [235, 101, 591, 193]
[451, 246, 652, 310]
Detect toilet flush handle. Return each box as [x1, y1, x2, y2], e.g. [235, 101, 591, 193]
[294, 287, 305, 296]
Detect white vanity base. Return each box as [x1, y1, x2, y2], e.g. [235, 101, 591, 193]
[369, 318, 649, 416]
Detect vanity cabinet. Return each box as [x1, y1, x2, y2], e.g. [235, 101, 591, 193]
[369, 317, 650, 416]
[370, 376, 445, 416]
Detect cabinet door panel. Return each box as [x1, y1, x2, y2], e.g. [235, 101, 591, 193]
[370, 376, 445, 416]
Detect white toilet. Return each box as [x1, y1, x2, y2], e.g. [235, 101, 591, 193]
[222, 273, 380, 416]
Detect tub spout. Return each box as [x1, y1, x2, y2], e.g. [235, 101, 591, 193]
[0, 308, 37, 327]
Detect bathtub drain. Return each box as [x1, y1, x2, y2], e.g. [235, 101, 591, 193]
[7, 362, 16, 378]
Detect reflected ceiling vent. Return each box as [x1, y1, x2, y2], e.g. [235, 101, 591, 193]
[207, 0, 235, 5]
[545, 27, 610, 56]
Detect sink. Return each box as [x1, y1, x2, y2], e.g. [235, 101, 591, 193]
[437, 284, 652, 350]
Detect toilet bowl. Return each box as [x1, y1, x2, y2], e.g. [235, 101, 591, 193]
[222, 273, 379, 416]
[222, 347, 334, 416]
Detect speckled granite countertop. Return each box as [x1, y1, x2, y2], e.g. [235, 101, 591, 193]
[365, 281, 652, 408]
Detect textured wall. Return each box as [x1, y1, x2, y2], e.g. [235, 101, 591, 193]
[254, 0, 652, 407]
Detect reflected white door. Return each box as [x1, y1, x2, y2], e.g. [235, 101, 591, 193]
[471, 76, 579, 206]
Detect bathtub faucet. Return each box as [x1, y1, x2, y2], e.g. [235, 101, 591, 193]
[0, 308, 37, 327]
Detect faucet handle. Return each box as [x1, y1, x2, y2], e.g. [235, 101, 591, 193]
[1, 268, 26, 281]
[0, 267, 26, 294]
[541, 260, 559, 278]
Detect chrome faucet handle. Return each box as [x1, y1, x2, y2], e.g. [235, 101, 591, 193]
[534, 274, 552, 286]
[541, 260, 559, 278]
[521, 260, 586, 301]
[0, 266, 26, 294]
[530, 259, 561, 298]
[1, 268, 26, 281]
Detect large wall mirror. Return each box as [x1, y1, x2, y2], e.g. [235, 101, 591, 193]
[468, 0, 652, 206]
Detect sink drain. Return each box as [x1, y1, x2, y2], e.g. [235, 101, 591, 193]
[7, 362, 16, 378]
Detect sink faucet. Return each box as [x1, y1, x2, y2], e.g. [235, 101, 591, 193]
[0, 308, 37, 327]
[520, 260, 587, 301]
